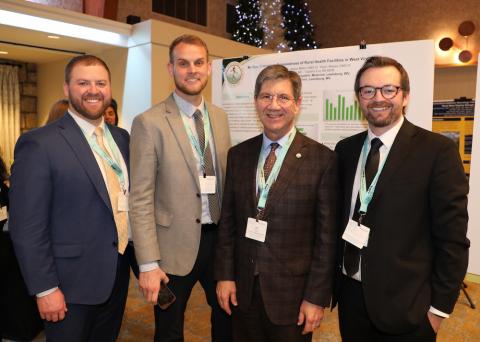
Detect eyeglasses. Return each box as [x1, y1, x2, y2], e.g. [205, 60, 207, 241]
[358, 85, 402, 100]
[257, 93, 295, 106]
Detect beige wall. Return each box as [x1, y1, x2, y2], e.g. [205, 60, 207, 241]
[310, 0, 479, 66]
[434, 65, 477, 100]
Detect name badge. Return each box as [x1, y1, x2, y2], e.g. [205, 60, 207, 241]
[199, 176, 216, 194]
[245, 217, 267, 242]
[342, 219, 370, 249]
[118, 192, 129, 212]
[0, 206, 7, 221]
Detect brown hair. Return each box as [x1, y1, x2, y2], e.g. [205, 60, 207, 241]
[354, 56, 410, 94]
[169, 35, 209, 63]
[46, 99, 69, 124]
[64, 55, 111, 84]
[254, 64, 302, 100]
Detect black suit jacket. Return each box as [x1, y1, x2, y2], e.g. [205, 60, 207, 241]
[215, 131, 338, 325]
[9, 113, 130, 304]
[334, 119, 469, 333]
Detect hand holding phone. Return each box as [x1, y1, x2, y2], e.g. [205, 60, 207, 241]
[157, 282, 176, 310]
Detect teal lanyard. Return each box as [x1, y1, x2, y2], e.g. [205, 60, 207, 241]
[180, 105, 212, 175]
[82, 125, 126, 187]
[358, 137, 389, 219]
[257, 129, 297, 210]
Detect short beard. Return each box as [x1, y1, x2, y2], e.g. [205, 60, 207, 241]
[174, 77, 207, 96]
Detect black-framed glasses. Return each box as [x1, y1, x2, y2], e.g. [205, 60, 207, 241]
[257, 93, 295, 106]
[358, 85, 402, 100]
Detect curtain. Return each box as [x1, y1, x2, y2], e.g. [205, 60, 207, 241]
[0, 65, 20, 169]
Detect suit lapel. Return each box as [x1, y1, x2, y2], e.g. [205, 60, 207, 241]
[206, 102, 225, 196]
[57, 115, 112, 212]
[262, 131, 305, 217]
[164, 95, 200, 191]
[368, 119, 416, 208]
[108, 126, 129, 173]
[248, 135, 263, 216]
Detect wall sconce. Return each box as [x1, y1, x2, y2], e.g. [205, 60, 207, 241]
[439, 20, 475, 63]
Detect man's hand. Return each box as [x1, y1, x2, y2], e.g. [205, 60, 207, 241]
[427, 311, 444, 333]
[297, 300, 324, 335]
[139, 268, 169, 304]
[37, 288, 67, 322]
[216, 280, 238, 315]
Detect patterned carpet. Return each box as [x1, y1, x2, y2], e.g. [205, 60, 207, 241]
[118, 277, 480, 342]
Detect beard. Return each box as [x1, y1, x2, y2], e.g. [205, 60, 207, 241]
[364, 101, 403, 128]
[69, 92, 110, 121]
[173, 75, 208, 96]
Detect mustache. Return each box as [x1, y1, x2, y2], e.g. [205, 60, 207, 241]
[82, 93, 104, 100]
[367, 101, 392, 108]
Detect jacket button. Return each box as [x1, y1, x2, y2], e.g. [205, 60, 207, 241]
[250, 258, 254, 264]
[196, 193, 201, 198]
[196, 218, 201, 223]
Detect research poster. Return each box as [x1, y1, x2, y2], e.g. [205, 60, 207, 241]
[433, 99, 474, 175]
[212, 40, 434, 148]
[467, 61, 480, 276]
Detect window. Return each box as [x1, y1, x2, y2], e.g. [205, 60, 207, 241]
[152, 0, 206, 26]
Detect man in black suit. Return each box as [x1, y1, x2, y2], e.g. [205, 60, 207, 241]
[335, 56, 469, 341]
[9, 55, 132, 341]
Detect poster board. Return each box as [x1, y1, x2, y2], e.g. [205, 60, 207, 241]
[467, 60, 480, 276]
[433, 99, 474, 175]
[212, 40, 434, 148]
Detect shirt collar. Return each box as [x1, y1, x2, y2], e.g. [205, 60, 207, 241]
[262, 126, 296, 151]
[173, 92, 205, 118]
[68, 110, 105, 137]
[367, 115, 404, 150]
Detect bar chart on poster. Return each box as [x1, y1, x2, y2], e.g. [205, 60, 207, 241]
[212, 40, 434, 148]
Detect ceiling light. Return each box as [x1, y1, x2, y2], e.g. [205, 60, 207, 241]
[47, 35, 60, 39]
[0, 51, 8, 54]
[0, 9, 129, 47]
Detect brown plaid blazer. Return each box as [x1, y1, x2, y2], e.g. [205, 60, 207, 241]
[215, 131, 338, 325]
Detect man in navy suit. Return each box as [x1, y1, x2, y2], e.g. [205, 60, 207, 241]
[9, 55, 132, 341]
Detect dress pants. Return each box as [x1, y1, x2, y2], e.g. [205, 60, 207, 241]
[44, 245, 131, 342]
[338, 275, 436, 342]
[232, 277, 311, 342]
[153, 224, 232, 342]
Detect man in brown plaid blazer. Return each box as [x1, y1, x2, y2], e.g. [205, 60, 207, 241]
[215, 65, 338, 342]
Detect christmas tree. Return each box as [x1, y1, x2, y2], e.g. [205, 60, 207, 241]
[281, 0, 318, 51]
[232, 0, 264, 47]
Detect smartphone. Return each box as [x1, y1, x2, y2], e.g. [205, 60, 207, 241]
[157, 282, 176, 310]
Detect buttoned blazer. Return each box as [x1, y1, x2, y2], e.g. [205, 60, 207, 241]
[9, 113, 130, 304]
[129, 94, 231, 275]
[215, 131, 338, 325]
[334, 119, 469, 334]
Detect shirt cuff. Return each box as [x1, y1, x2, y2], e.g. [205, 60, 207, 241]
[429, 306, 449, 318]
[139, 261, 159, 273]
[36, 287, 58, 298]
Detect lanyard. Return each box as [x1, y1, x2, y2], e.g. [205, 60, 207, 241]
[256, 129, 297, 210]
[358, 137, 389, 221]
[82, 125, 126, 187]
[181, 106, 212, 175]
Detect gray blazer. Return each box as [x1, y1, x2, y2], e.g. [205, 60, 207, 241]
[129, 94, 231, 275]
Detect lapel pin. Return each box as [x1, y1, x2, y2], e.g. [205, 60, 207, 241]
[296, 153, 302, 159]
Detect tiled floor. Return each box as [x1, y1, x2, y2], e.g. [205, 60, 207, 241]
[118, 278, 480, 342]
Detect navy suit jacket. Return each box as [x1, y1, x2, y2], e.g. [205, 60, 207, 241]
[9, 113, 129, 305]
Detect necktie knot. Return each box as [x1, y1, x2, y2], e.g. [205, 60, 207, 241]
[270, 142, 279, 153]
[370, 137, 383, 152]
[193, 109, 203, 121]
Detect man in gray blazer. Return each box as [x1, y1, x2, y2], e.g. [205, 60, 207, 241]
[129, 35, 232, 341]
